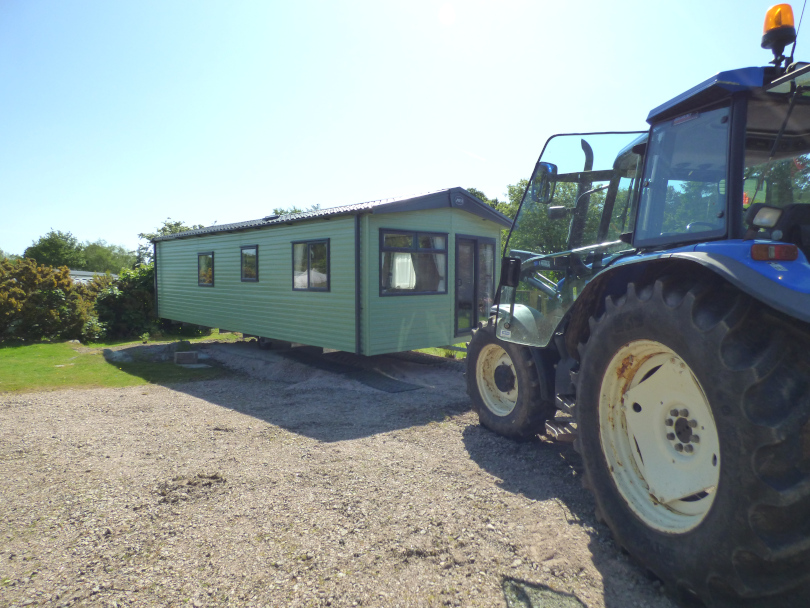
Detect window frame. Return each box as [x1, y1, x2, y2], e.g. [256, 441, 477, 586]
[634, 104, 731, 249]
[454, 234, 497, 337]
[197, 251, 214, 287]
[379, 229, 449, 297]
[291, 239, 330, 292]
[240, 245, 259, 282]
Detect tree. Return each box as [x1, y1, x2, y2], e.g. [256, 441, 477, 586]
[271, 204, 321, 216]
[504, 180, 576, 255]
[503, 181, 528, 219]
[273, 206, 302, 215]
[471, 178, 616, 257]
[24, 230, 86, 269]
[468, 182, 527, 254]
[0, 248, 20, 262]
[22, 231, 136, 273]
[82, 240, 136, 274]
[467, 187, 512, 217]
[137, 218, 205, 265]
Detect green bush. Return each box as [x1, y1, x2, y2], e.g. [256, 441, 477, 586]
[0, 258, 90, 342]
[0, 259, 210, 343]
[94, 264, 156, 339]
[81, 316, 108, 343]
[158, 320, 212, 338]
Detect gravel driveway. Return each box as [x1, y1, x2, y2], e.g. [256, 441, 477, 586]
[0, 341, 678, 608]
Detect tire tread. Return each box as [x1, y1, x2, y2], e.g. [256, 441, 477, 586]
[576, 274, 810, 603]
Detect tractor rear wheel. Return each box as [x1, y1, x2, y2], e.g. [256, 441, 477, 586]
[576, 275, 810, 605]
[466, 320, 554, 439]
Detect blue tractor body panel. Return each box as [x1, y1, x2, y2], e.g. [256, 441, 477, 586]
[598, 242, 810, 324]
[646, 67, 766, 123]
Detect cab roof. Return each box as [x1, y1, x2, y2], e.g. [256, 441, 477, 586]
[646, 67, 766, 125]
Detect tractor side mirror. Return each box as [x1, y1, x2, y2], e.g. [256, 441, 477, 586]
[500, 257, 521, 288]
[529, 162, 557, 204]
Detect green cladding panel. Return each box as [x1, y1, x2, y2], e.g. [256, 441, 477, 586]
[361, 208, 502, 356]
[156, 216, 357, 352]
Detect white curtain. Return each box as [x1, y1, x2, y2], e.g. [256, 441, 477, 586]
[392, 252, 416, 289]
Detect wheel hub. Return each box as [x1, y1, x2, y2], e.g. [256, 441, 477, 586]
[666, 410, 700, 453]
[493, 363, 516, 393]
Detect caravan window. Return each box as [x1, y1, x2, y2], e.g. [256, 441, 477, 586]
[241, 245, 258, 281]
[380, 230, 447, 295]
[292, 240, 330, 291]
[198, 252, 214, 286]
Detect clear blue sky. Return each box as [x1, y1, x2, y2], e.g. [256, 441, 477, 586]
[0, 0, 804, 256]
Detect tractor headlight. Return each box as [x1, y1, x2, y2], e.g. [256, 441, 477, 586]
[751, 205, 783, 229]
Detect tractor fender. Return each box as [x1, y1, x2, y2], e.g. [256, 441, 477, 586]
[563, 252, 810, 357]
[669, 251, 810, 322]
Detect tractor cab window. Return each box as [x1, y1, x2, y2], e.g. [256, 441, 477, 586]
[635, 107, 730, 247]
[495, 131, 645, 348]
[744, 94, 810, 258]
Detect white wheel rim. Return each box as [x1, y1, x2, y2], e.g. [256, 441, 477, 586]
[476, 343, 518, 417]
[599, 340, 720, 533]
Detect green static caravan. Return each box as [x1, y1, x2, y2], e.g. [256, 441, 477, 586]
[153, 188, 512, 356]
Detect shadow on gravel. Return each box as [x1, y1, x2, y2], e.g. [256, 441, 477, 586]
[503, 578, 587, 608]
[166, 342, 472, 443]
[464, 426, 810, 608]
[462, 424, 675, 608]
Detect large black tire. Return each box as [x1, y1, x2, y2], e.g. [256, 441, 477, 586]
[466, 320, 555, 439]
[576, 275, 810, 605]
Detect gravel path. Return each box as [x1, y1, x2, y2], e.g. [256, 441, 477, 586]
[0, 341, 678, 608]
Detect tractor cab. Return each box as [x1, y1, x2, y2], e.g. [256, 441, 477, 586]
[467, 6, 810, 605]
[496, 10, 810, 348]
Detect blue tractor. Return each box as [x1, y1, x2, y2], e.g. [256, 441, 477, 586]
[466, 4, 810, 605]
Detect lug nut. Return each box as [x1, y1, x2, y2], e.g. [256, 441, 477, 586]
[665, 418, 674, 426]
[670, 409, 679, 417]
[692, 435, 700, 443]
[685, 445, 694, 453]
[667, 433, 675, 440]
[679, 409, 689, 417]
[688, 420, 697, 428]
[675, 443, 684, 452]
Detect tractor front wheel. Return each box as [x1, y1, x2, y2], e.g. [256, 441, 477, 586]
[466, 320, 554, 439]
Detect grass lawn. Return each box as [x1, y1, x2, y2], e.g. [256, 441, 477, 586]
[0, 333, 236, 393]
[86, 328, 244, 349]
[416, 341, 468, 360]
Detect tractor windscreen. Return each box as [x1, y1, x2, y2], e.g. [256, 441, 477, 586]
[495, 132, 645, 348]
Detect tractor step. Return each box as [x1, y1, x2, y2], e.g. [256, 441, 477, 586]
[545, 419, 577, 442]
[555, 395, 576, 416]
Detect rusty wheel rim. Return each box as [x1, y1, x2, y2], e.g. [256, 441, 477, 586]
[598, 340, 720, 533]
